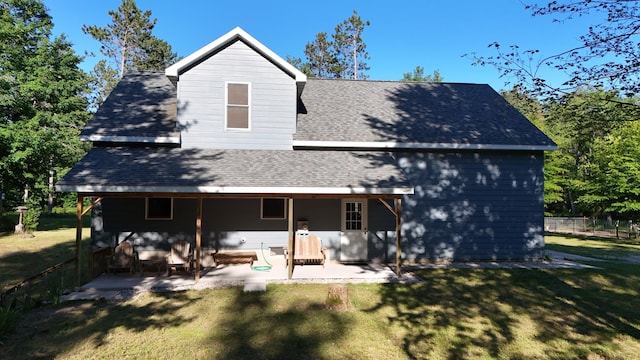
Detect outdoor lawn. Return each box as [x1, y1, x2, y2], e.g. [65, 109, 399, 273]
[1, 229, 640, 359]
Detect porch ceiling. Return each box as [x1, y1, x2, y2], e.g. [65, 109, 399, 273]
[57, 147, 414, 197]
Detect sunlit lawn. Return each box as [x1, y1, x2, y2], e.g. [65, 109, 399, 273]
[0, 214, 90, 288]
[1, 232, 639, 359]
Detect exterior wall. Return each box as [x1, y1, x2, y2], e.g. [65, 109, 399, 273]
[92, 197, 396, 263]
[91, 150, 545, 262]
[176, 40, 297, 150]
[395, 150, 546, 261]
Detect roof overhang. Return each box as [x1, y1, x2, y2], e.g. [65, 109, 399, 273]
[292, 140, 558, 151]
[56, 185, 414, 196]
[165, 27, 307, 95]
[79, 135, 181, 144]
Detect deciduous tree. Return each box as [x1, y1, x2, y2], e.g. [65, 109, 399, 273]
[467, 0, 640, 112]
[0, 0, 90, 214]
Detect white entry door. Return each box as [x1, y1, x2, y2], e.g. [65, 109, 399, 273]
[340, 199, 368, 262]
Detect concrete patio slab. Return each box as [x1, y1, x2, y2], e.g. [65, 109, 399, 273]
[64, 252, 600, 302]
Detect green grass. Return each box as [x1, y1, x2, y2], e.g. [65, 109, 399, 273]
[545, 232, 640, 261]
[0, 215, 90, 288]
[1, 233, 639, 359]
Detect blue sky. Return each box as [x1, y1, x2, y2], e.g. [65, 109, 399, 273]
[45, 0, 599, 91]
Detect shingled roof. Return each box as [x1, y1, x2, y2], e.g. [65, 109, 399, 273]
[57, 147, 412, 195]
[80, 72, 179, 144]
[295, 79, 556, 150]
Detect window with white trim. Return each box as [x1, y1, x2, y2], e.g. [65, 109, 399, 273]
[261, 198, 286, 219]
[226, 82, 250, 130]
[146, 198, 173, 220]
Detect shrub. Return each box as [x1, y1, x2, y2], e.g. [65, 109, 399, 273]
[0, 216, 15, 232]
[22, 198, 42, 233]
[0, 306, 18, 334]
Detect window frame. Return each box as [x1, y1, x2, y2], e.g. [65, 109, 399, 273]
[261, 198, 287, 220]
[225, 81, 251, 131]
[145, 197, 174, 220]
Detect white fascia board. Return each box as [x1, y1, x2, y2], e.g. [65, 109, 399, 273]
[292, 140, 558, 151]
[165, 27, 307, 85]
[79, 135, 181, 144]
[55, 185, 415, 196]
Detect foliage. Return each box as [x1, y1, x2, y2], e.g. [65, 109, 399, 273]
[505, 85, 640, 218]
[291, 10, 371, 79]
[22, 197, 42, 233]
[401, 66, 443, 82]
[467, 0, 640, 112]
[0, 305, 18, 335]
[0, 0, 90, 215]
[82, 0, 178, 108]
[0, 216, 15, 232]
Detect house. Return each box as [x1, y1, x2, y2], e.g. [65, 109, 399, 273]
[56, 27, 556, 280]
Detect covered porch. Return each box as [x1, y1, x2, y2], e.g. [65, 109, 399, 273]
[56, 147, 414, 286]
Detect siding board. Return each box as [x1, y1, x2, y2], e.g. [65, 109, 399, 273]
[177, 40, 297, 150]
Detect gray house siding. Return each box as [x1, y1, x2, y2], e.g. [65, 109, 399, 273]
[176, 40, 297, 150]
[396, 151, 546, 261]
[92, 197, 397, 262]
[90, 150, 544, 263]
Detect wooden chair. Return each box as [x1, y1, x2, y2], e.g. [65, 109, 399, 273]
[107, 241, 138, 273]
[285, 232, 326, 267]
[166, 240, 192, 275]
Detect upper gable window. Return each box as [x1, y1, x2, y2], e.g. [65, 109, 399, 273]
[226, 82, 250, 130]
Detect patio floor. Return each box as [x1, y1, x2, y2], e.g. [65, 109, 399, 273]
[61, 250, 599, 301]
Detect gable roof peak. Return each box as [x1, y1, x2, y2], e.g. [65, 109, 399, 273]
[165, 27, 306, 91]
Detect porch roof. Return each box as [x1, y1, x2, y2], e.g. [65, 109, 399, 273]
[56, 147, 413, 196]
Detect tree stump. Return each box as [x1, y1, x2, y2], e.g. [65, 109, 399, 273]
[325, 284, 350, 311]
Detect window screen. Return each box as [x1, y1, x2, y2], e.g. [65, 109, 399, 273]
[146, 198, 173, 220]
[226, 83, 249, 129]
[261, 198, 286, 219]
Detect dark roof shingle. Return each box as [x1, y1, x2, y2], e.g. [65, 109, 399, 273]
[81, 72, 178, 141]
[57, 147, 411, 194]
[295, 79, 555, 147]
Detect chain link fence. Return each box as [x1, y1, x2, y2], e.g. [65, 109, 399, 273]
[545, 217, 640, 239]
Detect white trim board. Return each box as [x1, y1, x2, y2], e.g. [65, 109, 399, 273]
[292, 140, 558, 151]
[55, 185, 415, 195]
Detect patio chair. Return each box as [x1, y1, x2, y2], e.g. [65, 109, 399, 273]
[107, 241, 139, 273]
[285, 232, 326, 267]
[166, 240, 192, 275]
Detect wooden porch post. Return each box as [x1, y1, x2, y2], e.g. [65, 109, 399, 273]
[287, 198, 294, 279]
[195, 197, 202, 283]
[395, 198, 402, 277]
[75, 194, 83, 286]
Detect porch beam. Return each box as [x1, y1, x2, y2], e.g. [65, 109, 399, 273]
[395, 198, 402, 277]
[81, 196, 103, 217]
[75, 194, 83, 286]
[195, 198, 202, 283]
[287, 198, 294, 279]
[378, 199, 397, 218]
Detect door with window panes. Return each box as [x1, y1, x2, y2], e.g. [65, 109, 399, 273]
[340, 199, 368, 261]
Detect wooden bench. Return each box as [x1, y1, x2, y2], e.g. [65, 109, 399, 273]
[213, 251, 258, 265]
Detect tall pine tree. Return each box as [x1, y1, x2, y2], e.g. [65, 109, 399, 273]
[82, 0, 178, 108]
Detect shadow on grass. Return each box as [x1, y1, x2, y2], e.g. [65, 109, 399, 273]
[368, 264, 640, 359]
[37, 213, 91, 231]
[546, 233, 640, 260]
[1, 291, 195, 358]
[0, 236, 91, 287]
[205, 286, 350, 359]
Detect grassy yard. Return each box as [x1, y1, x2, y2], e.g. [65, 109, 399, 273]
[0, 214, 90, 288]
[0, 233, 639, 359]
